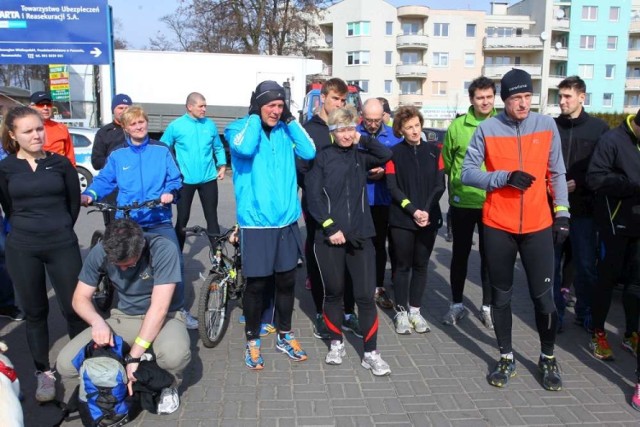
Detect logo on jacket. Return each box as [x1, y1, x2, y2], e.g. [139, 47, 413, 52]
[123, 166, 131, 171]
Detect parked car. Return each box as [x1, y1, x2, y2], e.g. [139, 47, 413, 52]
[69, 127, 99, 192]
[422, 127, 447, 148]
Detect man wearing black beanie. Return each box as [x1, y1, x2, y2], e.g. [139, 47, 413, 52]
[461, 68, 569, 391]
[225, 80, 316, 370]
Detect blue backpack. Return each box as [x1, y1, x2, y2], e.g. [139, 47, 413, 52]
[71, 335, 130, 427]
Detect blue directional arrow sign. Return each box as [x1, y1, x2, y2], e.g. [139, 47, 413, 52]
[0, 0, 110, 65]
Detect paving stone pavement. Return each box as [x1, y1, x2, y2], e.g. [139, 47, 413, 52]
[2, 174, 639, 426]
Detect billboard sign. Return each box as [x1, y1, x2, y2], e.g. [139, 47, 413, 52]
[0, 0, 110, 65]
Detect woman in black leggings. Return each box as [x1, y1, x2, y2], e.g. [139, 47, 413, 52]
[386, 106, 445, 335]
[0, 106, 84, 402]
[306, 105, 392, 376]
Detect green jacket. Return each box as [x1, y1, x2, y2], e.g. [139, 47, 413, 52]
[442, 105, 496, 209]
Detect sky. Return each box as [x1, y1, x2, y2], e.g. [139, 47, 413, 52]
[108, 0, 517, 50]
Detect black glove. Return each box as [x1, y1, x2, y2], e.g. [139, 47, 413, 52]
[507, 170, 536, 191]
[281, 102, 294, 124]
[552, 216, 570, 246]
[248, 91, 260, 116]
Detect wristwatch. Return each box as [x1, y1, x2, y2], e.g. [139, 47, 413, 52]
[124, 354, 141, 365]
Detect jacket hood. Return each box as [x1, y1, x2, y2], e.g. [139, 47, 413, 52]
[623, 115, 640, 144]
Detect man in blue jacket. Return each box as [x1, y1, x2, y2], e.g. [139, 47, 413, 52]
[225, 81, 315, 370]
[161, 92, 227, 250]
[356, 98, 402, 309]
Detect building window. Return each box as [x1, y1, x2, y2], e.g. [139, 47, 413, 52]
[603, 93, 613, 107]
[347, 51, 370, 65]
[400, 80, 421, 95]
[384, 80, 392, 94]
[580, 35, 596, 50]
[485, 56, 511, 65]
[432, 81, 447, 96]
[466, 24, 476, 37]
[605, 64, 615, 79]
[402, 21, 420, 35]
[401, 51, 419, 64]
[629, 66, 640, 78]
[385, 51, 393, 65]
[582, 6, 598, 20]
[485, 26, 514, 37]
[584, 93, 592, 106]
[578, 64, 594, 78]
[607, 36, 618, 50]
[433, 23, 449, 37]
[347, 21, 370, 37]
[432, 52, 449, 67]
[630, 37, 640, 50]
[386, 21, 393, 35]
[465, 53, 475, 67]
[463, 81, 472, 91]
[348, 80, 369, 93]
[610, 7, 620, 21]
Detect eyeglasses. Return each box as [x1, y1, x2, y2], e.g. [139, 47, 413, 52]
[363, 118, 383, 124]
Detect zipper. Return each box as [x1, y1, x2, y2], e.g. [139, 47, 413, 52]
[516, 122, 523, 234]
[323, 188, 331, 214]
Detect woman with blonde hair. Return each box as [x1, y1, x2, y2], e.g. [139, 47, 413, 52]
[306, 105, 393, 375]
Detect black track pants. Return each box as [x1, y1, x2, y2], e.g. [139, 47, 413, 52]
[314, 239, 378, 352]
[484, 226, 557, 356]
[243, 269, 296, 340]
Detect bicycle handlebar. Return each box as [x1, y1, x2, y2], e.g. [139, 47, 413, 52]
[87, 199, 166, 215]
[183, 226, 237, 245]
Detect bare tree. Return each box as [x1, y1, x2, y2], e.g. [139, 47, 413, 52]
[150, 0, 330, 54]
[113, 18, 129, 50]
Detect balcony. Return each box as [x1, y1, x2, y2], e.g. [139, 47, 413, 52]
[548, 75, 567, 87]
[550, 47, 568, 60]
[396, 63, 428, 78]
[398, 93, 424, 105]
[630, 20, 640, 34]
[396, 34, 429, 50]
[483, 64, 542, 78]
[544, 104, 562, 116]
[397, 5, 429, 18]
[626, 78, 640, 90]
[483, 36, 544, 50]
[628, 49, 640, 63]
[624, 105, 640, 114]
[552, 18, 570, 31]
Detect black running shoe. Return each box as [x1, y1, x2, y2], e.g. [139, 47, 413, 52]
[488, 357, 516, 388]
[538, 356, 562, 391]
[0, 305, 25, 321]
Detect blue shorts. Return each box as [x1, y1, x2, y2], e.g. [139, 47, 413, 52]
[240, 223, 303, 278]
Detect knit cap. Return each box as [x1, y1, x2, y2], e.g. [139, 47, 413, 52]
[500, 69, 533, 101]
[253, 81, 285, 108]
[111, 93, 133, 112]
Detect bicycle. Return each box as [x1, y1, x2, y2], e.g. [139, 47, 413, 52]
[183, 225, 245, 348]
[86, 199, 168, 312]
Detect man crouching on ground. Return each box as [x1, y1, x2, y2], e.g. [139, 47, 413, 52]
[56, 219, 191, 415]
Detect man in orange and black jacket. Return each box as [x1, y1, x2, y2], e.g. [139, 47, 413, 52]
[462, 68, 569, 392]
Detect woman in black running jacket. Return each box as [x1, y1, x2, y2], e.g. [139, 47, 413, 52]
[305, 105, 393, 376]
[386, 106, 445, 335]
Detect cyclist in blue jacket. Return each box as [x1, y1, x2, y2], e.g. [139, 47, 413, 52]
[81, 106, 198, 329]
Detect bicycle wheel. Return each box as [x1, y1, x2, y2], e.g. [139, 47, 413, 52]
[93, 275, 114, 313]
[90, 230, 103, 248]
[198, 273, 231, 348]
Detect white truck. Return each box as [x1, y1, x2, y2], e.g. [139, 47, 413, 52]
[97, 50, 324, 137]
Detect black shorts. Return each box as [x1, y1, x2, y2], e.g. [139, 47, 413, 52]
[240, 223, 303, 277]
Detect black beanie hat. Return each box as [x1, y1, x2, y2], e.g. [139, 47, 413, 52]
[500, 68, 533, 101]
[254, 81, 286, 108]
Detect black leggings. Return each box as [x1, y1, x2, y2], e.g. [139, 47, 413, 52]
[449, 206, 491, 305]
[6, 243, 85, 371]
[243, 269, 296, 340]
[389, 226, 437, 310]
[314, 239, 378, 352]
[592, 228, 640, 334]
[175, 179, 220, 250]
[484, 226, 557, 356]
[304, 212, 355, 315]
[370, 205, 391, 288]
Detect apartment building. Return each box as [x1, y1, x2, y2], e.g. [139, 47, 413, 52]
[309, 0, 640, 128]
